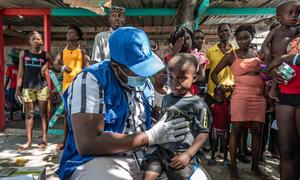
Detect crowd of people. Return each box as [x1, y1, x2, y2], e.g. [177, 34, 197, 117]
[4, 1, 300, 180]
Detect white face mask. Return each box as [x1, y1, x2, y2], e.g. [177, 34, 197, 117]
[127, 76, 147, 88]
[115, 64, 147, 90]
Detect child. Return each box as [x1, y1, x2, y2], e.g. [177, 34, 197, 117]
[143, 53, 211, 180]
[152, 68, 170, 121]
[191, 30, 209, 97]
[207, 88, 230, 167]
[211, 25, 267, 179]
[5, 52, 19, 121]
[261, 1, 300, 100]
[15, 31, 52, 150]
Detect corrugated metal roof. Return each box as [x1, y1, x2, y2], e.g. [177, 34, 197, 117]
[199, 0, 283, 38]
[1, 0, 179, 41]
[209, 0, 282, 8]
[0, 0, 287, 42]
[204, 15, 273, 25]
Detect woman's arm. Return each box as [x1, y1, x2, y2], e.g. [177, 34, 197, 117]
[211, 52, 234, 87]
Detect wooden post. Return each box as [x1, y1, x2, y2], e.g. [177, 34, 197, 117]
[44, 14, 51, 52]
[43, 14, 52, 122]
[176, 0, 197, 30]
[0, 10, 5, 130]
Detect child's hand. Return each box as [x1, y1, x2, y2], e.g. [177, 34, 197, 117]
[268, 87, 279, 102]
[170, 152, 191, 169]
[151, 105, 161, 121]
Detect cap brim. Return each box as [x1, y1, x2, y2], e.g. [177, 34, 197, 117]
[129, 53, 165, 77]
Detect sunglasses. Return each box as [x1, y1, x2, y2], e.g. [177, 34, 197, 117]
[110, 6, 126, 13]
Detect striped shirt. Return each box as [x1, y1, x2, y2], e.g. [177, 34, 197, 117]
[68, 72, 105, 115]
[67, 71, 147, 134]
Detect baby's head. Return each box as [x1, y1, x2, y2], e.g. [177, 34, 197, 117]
[168, 53, 198, 96]
[276, 1, 299, 27]
[214, 87, 225, 103]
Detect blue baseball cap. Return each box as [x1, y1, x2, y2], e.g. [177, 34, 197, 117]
[109, 26, 165, 77]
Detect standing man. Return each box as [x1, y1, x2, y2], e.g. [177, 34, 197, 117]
[53, 25, 91, 150]
[206, 23, 234, 105]
[56, 27, 190, 180]
[5, 51, 19, 121]
[91, 6, 126, 63]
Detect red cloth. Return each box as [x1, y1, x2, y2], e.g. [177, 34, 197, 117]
[164, 53, 173, 64]
[211, 101, 230, 130]
[5, 65, 18, 88]
[279, 65, 300, 94]
[190, 84, 199, 95]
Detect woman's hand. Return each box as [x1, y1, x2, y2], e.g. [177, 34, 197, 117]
[269, 68, 288, 84]
[171, 37, 185, 55]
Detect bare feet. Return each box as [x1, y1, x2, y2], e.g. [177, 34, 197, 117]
[17, 142, 32, 151]
[230, 168, 240, 180]
[38, 142, 47, 150]
[56, 143, 65, 150]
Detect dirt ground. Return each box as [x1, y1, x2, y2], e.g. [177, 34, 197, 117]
[0, 113, 280, 180]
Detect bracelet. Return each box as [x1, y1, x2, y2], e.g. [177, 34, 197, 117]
[292, 53, 300, 66]
[61, 65, 66, 72]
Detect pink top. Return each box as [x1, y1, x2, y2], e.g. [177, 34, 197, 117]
[231, 52, 265, 97]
